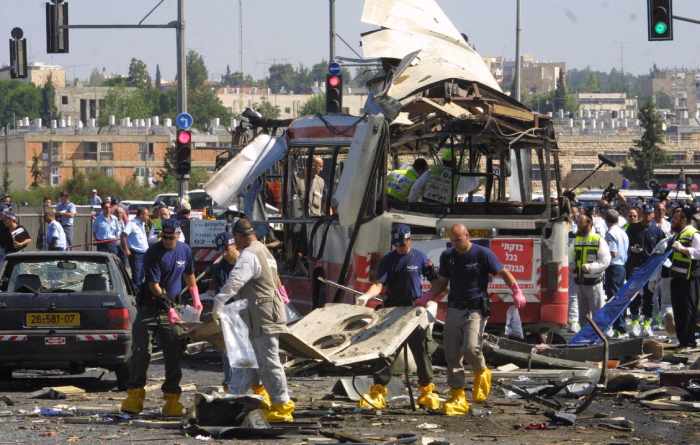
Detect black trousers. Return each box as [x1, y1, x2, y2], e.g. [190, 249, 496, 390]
[374, 326, 433, 387]
[670, 276, 700, 348]
[629, 284, 654, 320]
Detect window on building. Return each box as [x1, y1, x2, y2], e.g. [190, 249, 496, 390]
[603, 152, 627, 164]
[98, 142, 113, 161]
[50, 167, 60, 186]
[693, 152, 700, 162]
[89, 100, 97, 119]
[101, 167, 114, 177]
[82, 142, 98, 160]
[669, 152, 686, 162]
[41, 142, 61, 161]
[571, 163, 596, 172]
[138, 143, 155, 161]
[61, 96, 68, 105]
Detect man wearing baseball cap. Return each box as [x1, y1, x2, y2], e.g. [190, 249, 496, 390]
[355, 223, 440, 411]
[121, 219, 202, 417]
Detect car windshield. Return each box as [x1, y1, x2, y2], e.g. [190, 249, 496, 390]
[188, 191, 211, 209]
[1, 258, 113, 293]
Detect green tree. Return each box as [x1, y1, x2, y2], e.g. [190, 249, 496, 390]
[0, 80, 43, 128]
[30, 154, 43, 187]
[41, 76, 58, 122]
[221, 67, 255, 87]
[99, 87, 151, 126]
[300, 94, 326, 116]
[88, 68, 106, 86]
[155, 64, 162, 89]
[253, 100, 281, 119]
[583, 71, 600, 92]
[622, 100, 668, 187]
[654, 92, 674, 109]
[267, 64, 298, 93]
[103, 75, 129, 87]
[189, 87, 232, 129]
[187, 50, 208, 90]
[128, 58, 151, 88]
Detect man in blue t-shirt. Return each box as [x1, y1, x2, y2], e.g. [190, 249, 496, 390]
[121, 220, 202, 418]
[425, 224, 525, 416]
[354, 224, 440, 411]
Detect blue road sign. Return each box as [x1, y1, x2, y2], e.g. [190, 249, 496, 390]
[328, 62, 341, 76]
[176, 112, 194, 130]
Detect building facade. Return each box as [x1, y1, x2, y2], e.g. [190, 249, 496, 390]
[0, 63, 66, 88]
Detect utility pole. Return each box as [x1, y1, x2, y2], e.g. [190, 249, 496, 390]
[176, 0, 188, 199]
[239, 0, 244, 74]
[514, 0, 521, 102]
[329, 0, 336, 61]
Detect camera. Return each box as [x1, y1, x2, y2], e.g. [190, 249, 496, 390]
[602, 182, 618, 203]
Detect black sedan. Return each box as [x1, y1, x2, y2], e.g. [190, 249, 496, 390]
[0, 251, 137, 388]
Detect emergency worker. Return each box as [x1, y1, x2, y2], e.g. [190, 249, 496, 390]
[669, 205, 700, 348]
[121, 220, 202, 417]
[408, 148, 479, 204]
[425, 224, 525, 416]
[571, 213, 611, 324]
[354, 224, 440, 411]
[386, 158, 428, 203]
[213, 218, 294, 422]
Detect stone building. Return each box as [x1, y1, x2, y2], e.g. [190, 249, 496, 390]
[0, 62, 66, 88]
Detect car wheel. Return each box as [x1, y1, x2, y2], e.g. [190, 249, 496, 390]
[114, 364, 130, 390]
[0, 368, 12, 381]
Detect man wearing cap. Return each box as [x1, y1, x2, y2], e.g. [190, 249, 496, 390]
[88, 189, 102, 207]
[121, 207, 150, 287]
[45, 209, 67, 251]
[148, 205, 184, 245]
[93, 201, 121, 255]
[354, 224, 441, 411]
[121, 219, 201, 417]
[1, 212, 31, 254]
[213, 218, 294, 422]
[668, 205, 700, 348]
[56, 191, 77, 248]
[423, 224, 525, 416]
[408, 148, 479, 204]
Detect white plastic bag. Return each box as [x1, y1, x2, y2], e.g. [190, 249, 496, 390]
[218, 299, 258, 369]
[504, 306, 524, 340]
[178, 304, 201, 323]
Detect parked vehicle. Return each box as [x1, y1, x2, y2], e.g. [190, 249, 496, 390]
[0, 252, 137, 388]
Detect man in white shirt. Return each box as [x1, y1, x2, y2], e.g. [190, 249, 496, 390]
[45, 209, 67, 251]
[604, 209, 630, 335]
[121, 207, 150, 288]
[650, 202, 672, 235]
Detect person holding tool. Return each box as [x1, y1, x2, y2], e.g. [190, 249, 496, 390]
[213, 218, 294, 422]
[121, 220, 202, 417]
[422, 224, 525, 416]
[354, 224, 441, 411]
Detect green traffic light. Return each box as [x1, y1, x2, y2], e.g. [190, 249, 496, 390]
[655, 21, 668, 35]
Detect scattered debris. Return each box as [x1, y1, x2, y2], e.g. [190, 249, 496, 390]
[660, 370, 700, 388]
[417, 423, 440, 430]
[29, 386, 86, 400]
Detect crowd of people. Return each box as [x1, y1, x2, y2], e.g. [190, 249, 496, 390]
[569, 192, 699, 349]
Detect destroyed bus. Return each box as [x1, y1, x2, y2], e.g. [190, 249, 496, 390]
[205, 1, 571, 341]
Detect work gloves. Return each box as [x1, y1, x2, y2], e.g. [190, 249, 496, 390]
[190, 286, 203, 314]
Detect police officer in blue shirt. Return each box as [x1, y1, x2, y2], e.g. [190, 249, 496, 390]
[121, 220, 202, 417]
[355, 224, 441, 411]
[55, 191, 77, 248]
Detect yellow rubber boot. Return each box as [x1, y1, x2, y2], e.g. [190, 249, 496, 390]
[162, 392, 185, 417]
[121, 388, 145, 414]
[264, 399, 295, 423]
[472, 368, 492, 403]
[252, 384, 272, 409]
[357, 384, 388, 410]
[416, 383, 441, 411]
[442, 388, 470, 416]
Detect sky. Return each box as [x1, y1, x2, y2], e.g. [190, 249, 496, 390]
[2, 0, 700, 82]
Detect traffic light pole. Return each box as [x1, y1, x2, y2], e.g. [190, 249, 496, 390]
[58, 0, 189, 199]
[673, 14, 700, 25]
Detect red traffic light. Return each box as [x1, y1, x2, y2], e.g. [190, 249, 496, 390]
[177, 130, 192, 145]
[327, 75, 341, 88]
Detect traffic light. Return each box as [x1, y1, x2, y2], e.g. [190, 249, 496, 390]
[175, 129, 192, 176]
[46, 0, 69, 53]
[648, 0, 673, 41]
[9, 28, 27, 79]
[325, 73, 343, 113]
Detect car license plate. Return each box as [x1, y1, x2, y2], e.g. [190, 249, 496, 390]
[26, 312, 80, 328]
[44, 336, 66, 346]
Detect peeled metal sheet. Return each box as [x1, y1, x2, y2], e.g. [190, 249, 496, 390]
[204, 135, 287, 208]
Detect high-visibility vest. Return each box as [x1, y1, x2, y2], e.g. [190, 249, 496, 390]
[670, 225, 698, 279]
[386, 167, 419, 202]
[574, 232, 603, 285]
[423, 165, 453, 204]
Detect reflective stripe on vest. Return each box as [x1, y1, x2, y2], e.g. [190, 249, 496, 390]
[574, 232, 603, 283]
[423, 166, 453, 204]
[670, 225, 698, 279]
[386, 167, 418, 201]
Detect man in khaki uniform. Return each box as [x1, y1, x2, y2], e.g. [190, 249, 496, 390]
[213, 218, 294, 422]
[294, 156, 325, 216]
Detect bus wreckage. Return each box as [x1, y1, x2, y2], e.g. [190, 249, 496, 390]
[205, 0, 571, 348]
